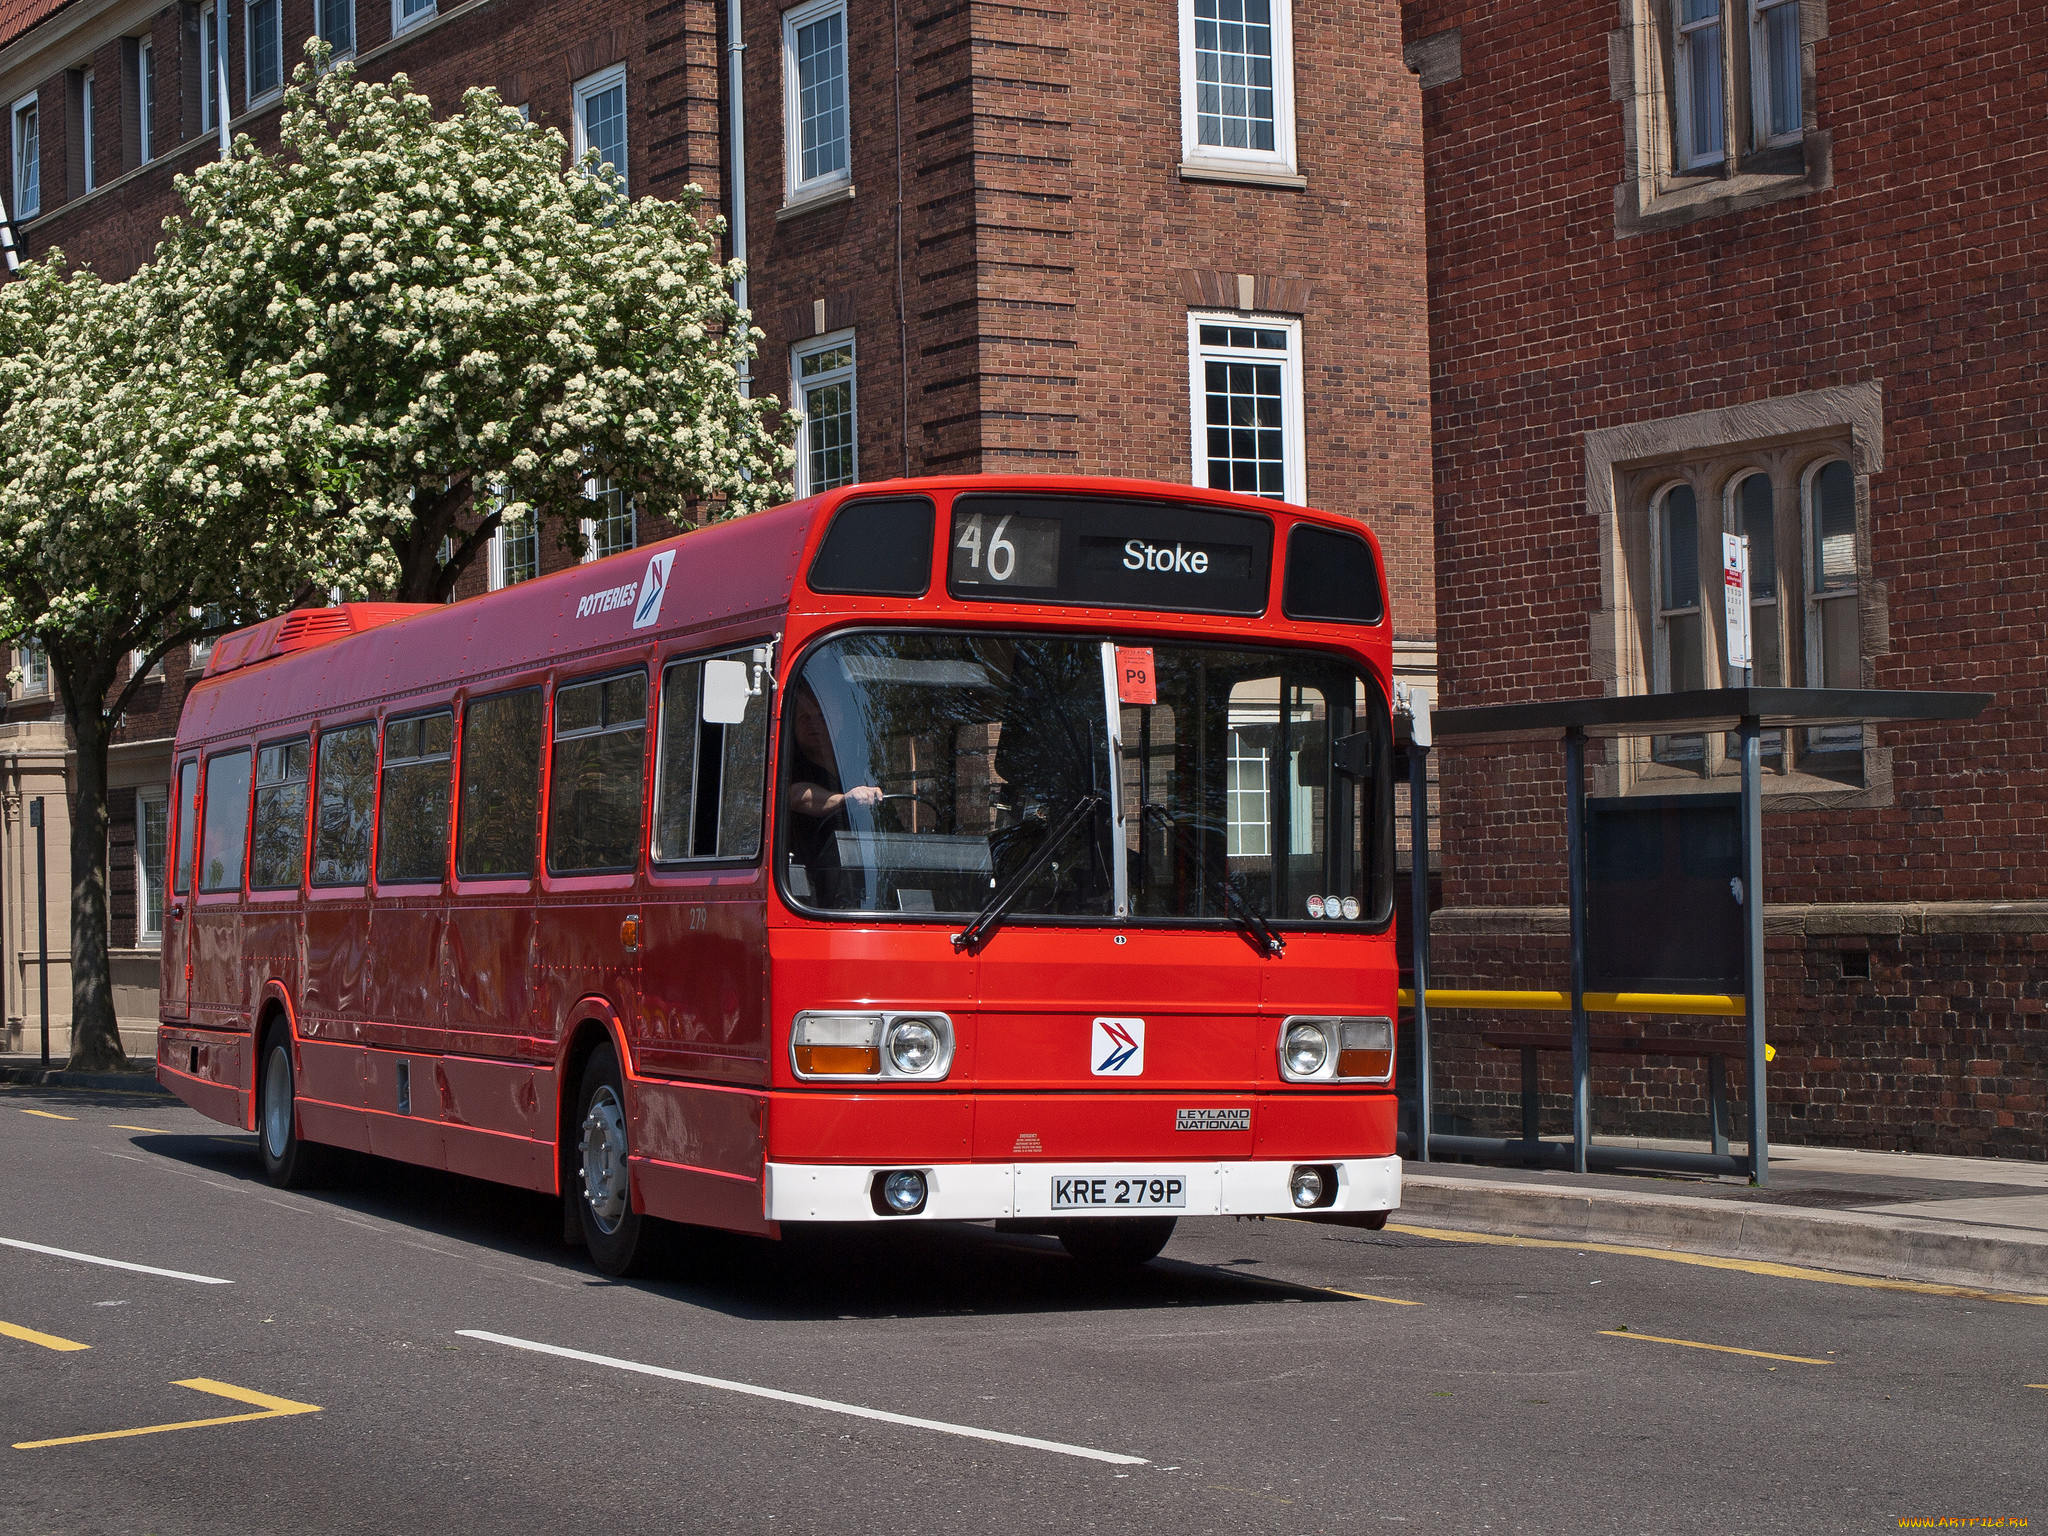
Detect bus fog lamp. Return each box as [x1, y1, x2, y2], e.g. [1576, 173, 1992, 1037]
[887, 1019, 941, 1074]
[881, 1170, 928, 1213]
[1290, 1166, 1327, 1208]
[1283, 1022, 1331, 1077]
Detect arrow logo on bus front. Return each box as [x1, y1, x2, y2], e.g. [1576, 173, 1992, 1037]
[1091, 1018, 1145, 1077]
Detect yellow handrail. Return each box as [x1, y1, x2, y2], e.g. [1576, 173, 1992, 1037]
[1396, 988, 1745, 1018]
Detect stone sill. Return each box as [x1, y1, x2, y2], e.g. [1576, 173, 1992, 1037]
[1178, 161, 1308, 191]
[776, 183, 856, 222]
[1614, 132, 1832, 239]
[1432, 902, 2048, 940]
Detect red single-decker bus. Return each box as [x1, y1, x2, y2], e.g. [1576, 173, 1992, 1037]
[158, 475, 1402, 1272]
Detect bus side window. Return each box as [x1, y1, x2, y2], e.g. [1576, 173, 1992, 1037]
[172, 760, 199, 895]
[199, 750, 252, 893]
[653, 654, 771, 864]
[312, 722, 377, 885]
[379, 711, 455, 884]
[548, 671, 647, 874]
[458, 688, 544, 879]
[250, 738, 311, 889]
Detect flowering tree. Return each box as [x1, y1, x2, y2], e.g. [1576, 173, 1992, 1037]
[159, 46, 792, 601]
[0, 259, 362, 1070]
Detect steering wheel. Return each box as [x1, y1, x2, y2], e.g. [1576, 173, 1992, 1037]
[878, 792, 943, 831]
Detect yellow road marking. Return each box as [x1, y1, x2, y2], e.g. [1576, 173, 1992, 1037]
[1599, 1329, 1831, 1365]
[0, 1321, 88, 1352]
[1387, 1224, 2048, 1308]
[18, 1110, 75, 1122]
[2029, 1384, 2047, 1390]
[1324, 1288, 1423, 1306]
[13, 1379, 321, 1450]
[109, 1125, 165, 1133]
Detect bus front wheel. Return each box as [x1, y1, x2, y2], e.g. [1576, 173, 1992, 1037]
[256, 1030, 324, 1190]
[1057, 1217, 1176, 1267]
[573, 1042, 651, 1277]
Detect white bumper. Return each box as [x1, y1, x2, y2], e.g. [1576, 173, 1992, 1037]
[765, 1155, 1402, 1223]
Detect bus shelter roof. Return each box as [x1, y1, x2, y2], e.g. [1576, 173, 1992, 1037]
[1431, 687, 1992, 745]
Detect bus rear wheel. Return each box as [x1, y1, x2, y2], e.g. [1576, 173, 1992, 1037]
[256, 1029, 324, 1189]
[1057, 1217, 1176, 1267]
[573, 1042, 652, 1277]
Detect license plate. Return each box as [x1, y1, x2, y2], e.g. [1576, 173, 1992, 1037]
[1050, 1174, 1188, 1210]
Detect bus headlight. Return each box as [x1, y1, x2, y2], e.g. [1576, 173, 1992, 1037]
[887, 1018, 942, 1075]
[1282, 1021, 1332, 1078]
[792, 1011, 954, 1080]
[1278, 1016, 1396, 1083]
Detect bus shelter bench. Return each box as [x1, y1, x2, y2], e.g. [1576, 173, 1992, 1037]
[1480, 1030, 1747, 1158]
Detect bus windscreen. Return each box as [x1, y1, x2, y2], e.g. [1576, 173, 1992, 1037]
[779, 631, 1392, 927]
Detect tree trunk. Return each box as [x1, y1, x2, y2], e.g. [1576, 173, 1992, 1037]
[62, 703, 123, 1071]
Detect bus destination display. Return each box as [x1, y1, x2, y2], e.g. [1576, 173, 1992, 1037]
[947, 494, 1272, 615]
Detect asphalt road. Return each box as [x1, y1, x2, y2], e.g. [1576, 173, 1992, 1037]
[1, 1082, 2042, 1536]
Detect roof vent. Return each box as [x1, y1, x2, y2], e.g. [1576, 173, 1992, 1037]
[274, 609, 358, 653]
[201, 602, 437, 678]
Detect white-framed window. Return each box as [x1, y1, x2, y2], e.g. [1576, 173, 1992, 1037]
[573, 64, 628, 193]
[1187, 314, 1305, 505]
[581, 478, 636, 562]
[136, 786, 169, 947]
[129, 646, 164, 681]
[488, 511, 540, 590]
[792, 331, 856, 496]
[1179, 0, 1296, 177]
[79, 70, 95, 193]
[1805, 457, 1859, 691]
[12, 93, 38, 217]
[137, 40, 155, 162]
[16, 642, 49, 696]
[392, 0, 436, 38]
[188, 605, 224, 670]
[1673, 0, 1725, 170]
[246, 0, 283, 104]
[1649, 481, 1705, 765]
[782, 0, 850, 202]
[1225, 728, 1270, 857]
[1727, 470, 1779, 686]
[199, 3, 221, 133]
[1749, 0, 1802, 146]
[317, 0, 356, 59]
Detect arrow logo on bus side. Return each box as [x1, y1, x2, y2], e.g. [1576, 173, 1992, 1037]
[632, 550, 676, 630]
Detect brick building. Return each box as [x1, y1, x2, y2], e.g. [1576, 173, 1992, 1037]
[0, 0, 1432, 1048]
[1402, 1, 2044, 1156]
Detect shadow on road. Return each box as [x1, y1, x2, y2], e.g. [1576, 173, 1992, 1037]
[123, 1127, 1342, 1322]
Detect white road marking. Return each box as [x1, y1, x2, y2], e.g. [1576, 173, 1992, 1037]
[459, 1329, 1149, 1466]
[0, 1236, 232, 1285]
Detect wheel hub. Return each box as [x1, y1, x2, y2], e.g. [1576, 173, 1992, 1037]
[262, 1046, 292, 1161]
[579, 1086, 631, 1234]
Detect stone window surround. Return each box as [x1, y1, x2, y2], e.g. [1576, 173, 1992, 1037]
[1585, 380, 1891, 808]
[1611, 0, 1831, 239]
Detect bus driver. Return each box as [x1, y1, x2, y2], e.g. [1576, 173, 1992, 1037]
[784, 684, 882, 892]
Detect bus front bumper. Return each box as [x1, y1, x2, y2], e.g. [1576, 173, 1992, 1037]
[763, 1154, 1400, 1223]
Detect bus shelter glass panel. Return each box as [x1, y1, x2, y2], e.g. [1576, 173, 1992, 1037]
[250, 738, 311, 888]
[378, 712, 453, 883]
[312, 723, 376, 885]
[548, 671, 647, 873]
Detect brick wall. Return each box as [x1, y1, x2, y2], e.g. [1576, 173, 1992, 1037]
[1403, 0, 2046, 1155]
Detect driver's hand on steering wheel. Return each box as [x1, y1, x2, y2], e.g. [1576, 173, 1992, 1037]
[845, 785, 884, 808]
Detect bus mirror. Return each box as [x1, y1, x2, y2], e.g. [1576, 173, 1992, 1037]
[702, 659, 751, 724]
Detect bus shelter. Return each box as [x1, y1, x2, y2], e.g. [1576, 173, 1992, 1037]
[1402, 687, 1990, 1185]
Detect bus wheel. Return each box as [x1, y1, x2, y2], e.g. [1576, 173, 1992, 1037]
[574, 1043, 650, 1277]
[1057, 1217, 1176, 1267]
[256, 1030, 323, 1190]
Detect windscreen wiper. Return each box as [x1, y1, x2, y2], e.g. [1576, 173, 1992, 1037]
[952, 791, 1106, 954]
[1142, 804, 1286, 958]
